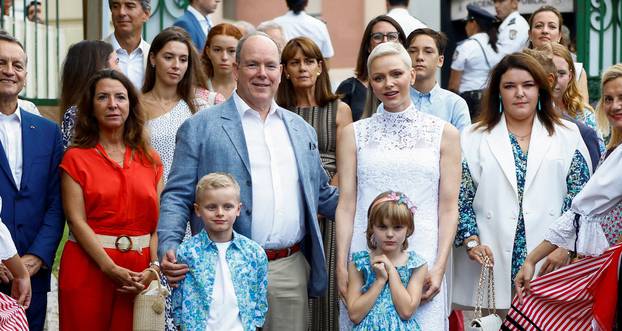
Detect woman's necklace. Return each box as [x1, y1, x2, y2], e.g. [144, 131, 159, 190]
[101, 144, 125, 166]
[148, 93, 179, 117]
[509, 131, 531, 141]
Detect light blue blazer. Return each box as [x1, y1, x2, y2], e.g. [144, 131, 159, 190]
[173, 10, 206, 51]
[157, 98, 339, 297]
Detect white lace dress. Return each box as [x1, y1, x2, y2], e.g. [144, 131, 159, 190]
[341, 104, 448, 330]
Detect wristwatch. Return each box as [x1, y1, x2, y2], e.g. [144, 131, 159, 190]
[466, 239, 480, 251]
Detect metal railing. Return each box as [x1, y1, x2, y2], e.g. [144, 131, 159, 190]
[1, 0, 63, 104]
[576, 0, 622, 102]
[143, 0, 186, 42]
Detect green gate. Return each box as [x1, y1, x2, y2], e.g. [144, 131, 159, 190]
[576, 0, 622, 102]
[143, 0, 188, 42]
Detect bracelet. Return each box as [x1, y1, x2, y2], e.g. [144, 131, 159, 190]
[149, 261, 161, 273]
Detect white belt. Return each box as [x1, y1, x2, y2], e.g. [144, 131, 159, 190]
[68, 233, 151, 253]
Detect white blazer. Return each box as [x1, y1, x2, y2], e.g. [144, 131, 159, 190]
[452, 116, 590, 309]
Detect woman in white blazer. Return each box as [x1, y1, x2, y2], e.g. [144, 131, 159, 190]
[452, 52, 591, 312]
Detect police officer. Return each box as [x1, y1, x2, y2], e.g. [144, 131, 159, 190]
[495, 0, 529, 56]
[449, 4, 501, 121]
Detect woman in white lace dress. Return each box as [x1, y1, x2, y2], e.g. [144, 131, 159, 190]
[335, 42, 461, 330]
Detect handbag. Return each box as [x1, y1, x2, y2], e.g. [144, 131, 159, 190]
[133, 268, 170, 331]
[467, 256, 503, 331]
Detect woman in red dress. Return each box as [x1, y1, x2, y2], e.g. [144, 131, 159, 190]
[58, 69, 163, 331]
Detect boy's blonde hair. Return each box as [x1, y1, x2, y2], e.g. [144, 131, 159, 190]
[365, 191, 415, 251]
[195, 172, 241, 201]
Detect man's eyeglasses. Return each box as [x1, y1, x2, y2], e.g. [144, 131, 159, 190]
[370, 32, 400, 43]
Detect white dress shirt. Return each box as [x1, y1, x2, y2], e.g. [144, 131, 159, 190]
[0, 107, 23, 188]
[387, 7, 427, 37]
[233, 92, 305, 249]
[109, 34, 150, 90]
[205, 241, 244, 331]
[187, 5, 211, 36]
[273, 10, 335, 58]
[451, 33, 502, 92]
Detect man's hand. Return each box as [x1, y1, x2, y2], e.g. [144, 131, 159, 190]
[21, 255, 43, 277]
[161, 250, 188, 287]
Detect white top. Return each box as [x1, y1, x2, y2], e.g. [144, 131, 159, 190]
[205, 241, 244, 331]
[0, 197, 18, 261]
[497, 10, 529, 56]
[187, 5, 211, 36]
[347, 104, 449, 330]
[273, 10, 334, 58]
[109, 34, 150, 90]
[544, 145, 622, 256]
[574, 62, 584, 82]
[451, 33, 501, 92]
[233, 92, 304, 249]
[147, 100, 194, 182]
[386, 7, 426, 37]
[0, 107, 23, 188]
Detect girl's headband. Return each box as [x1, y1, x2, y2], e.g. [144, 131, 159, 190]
[370, 191, 417, 216]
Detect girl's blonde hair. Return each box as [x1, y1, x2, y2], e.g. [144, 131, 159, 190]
[596, 64, 622, 150]
[549, 42, 593, 119]
[365, 191, 415, 251]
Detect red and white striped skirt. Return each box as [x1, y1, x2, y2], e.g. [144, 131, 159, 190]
[0, 292, 28, 331]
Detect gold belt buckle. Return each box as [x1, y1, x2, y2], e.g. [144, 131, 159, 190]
[115, 235, 133, 253]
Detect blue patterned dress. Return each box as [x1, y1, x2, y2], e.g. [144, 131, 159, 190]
[456, 133, 590, 281]
[351, 250, 426, 331]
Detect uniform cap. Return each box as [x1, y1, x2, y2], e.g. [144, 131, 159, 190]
[465, 4, 498, 24]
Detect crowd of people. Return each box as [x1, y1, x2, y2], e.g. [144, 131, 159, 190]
[0, 0, 621, 330]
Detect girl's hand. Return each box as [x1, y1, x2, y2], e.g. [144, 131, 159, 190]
[514, 260, 535, 305]
[103, 264, 145, 294]
[372, 254, 395, 272]
[11, 276, 31, 308]
[372, 262, 388, 281]
[538, 248, 569, 276]
[467, 244, 494, 266]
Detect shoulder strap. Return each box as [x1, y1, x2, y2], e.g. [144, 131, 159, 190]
[471, 38, 491, 69]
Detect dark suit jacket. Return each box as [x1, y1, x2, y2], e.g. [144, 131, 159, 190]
[158, 98, 339, 297]
[564, 115, 602, 171]
[173, 10, 207, 51]
[0, 109, 64, 293]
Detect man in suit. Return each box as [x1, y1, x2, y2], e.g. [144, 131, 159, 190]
[173, 0, 220, 51]
[158, 32, 338, 330]
[105, 0, 151, 89]
[0, 33, 64, 331]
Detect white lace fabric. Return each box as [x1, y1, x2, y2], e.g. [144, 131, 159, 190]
[342, 105, 449, 330]
[544, 210, 610, 256]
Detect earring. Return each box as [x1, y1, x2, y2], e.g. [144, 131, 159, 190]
[498, 96, 503, 113]
[316, 72, 321, 76]
[537, 98, 542, 112]
[286, 74, 290, 79]
[151, 63, 155, 68]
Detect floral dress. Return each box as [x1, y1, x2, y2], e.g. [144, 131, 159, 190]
[351, 250, 426, 331]
[572, 109, 606, 155]
[456, 133, 590, 281]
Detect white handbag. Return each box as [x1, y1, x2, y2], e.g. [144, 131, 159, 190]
[467, 256, 503, 331]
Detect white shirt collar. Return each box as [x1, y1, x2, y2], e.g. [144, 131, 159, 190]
[0, 105, 22, 122]
[109, 33, 148, 55]
[388, 7, 409, 15]
[187, 5, 208, 23]
[232, 90, 281, 119]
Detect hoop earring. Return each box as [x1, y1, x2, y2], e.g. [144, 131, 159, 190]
[498, 96, 503, 113]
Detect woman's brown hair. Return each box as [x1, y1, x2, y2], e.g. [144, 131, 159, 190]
[528, 5, 563, 49]
[73, 69, 155, 165]
[354, 15, 406, 82]
[276, 37, 339, 108]
[365, 191, 415, 251]
[476, 52, 561, 135]
[201, 23, 243, 79]
[142, 26, 201, 114]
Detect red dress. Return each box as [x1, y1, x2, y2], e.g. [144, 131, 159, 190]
[58, 145, 162, 331]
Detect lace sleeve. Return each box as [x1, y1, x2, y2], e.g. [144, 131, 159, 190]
[544, 210, 609, 256]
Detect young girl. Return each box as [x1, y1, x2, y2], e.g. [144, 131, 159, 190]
[346, 191, 427, 330]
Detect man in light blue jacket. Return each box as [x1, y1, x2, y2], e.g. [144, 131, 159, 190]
[158, 32, 338, 331]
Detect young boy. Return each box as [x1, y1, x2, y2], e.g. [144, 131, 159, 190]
[172, 173, 268, 331]
[407, 28, 471, 132]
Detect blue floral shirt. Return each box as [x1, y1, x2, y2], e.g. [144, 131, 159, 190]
[455, 133, 591, 280]
[172, 230, 268, 331]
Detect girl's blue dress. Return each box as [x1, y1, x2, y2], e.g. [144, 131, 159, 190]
[352, 250, 426, 331]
